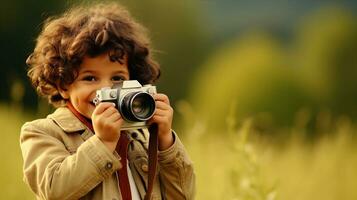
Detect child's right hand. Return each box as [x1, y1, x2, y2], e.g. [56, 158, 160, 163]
[91, 102, 123, 152]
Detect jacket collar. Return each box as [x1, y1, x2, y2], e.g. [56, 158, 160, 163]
[47, 106, 87, 133]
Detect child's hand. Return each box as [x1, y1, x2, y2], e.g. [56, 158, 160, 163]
[149, 93, 174, 150]
[92, 102, 123, 152]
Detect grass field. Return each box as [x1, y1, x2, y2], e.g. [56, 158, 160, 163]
[0, 104, 34, 200]
[2, 104, 357, 200]
[182, 116, 357, 200]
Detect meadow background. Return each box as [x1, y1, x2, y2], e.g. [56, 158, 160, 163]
[1, 0, 357, 199]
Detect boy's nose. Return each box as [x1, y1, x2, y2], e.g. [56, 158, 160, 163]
[99, 80, 114, 89]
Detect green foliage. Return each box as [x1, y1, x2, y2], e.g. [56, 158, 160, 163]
[122, 0, 208, 102]
[189, 6, 357, 133]
[190, 31, 310, 129]
[295, 6, 357, 116]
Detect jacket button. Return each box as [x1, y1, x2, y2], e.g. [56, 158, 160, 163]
[141, 164, 148, 172]
[131, 132, 138, 138]
[105, 162, 113, 170]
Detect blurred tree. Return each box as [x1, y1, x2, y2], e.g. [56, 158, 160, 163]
[189, 6, 357, 135]
[189, 32, 311, 132]
[0, 0, 65, 110]
[295, 6, 357, 118]
[118, 0, 209, 102]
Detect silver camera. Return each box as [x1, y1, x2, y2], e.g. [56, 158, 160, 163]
[93, 80, 157, 130]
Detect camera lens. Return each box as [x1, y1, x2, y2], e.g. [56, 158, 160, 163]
[121, 92, 156, 122]
[132, 95, 152, 117]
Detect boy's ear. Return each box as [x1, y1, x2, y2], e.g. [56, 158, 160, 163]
[58, 86, 70, 99]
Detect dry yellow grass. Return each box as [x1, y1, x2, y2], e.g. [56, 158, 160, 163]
[2, 103, 357, 200]
[0, 104, 34, 199]
[183, 117, 357, 200]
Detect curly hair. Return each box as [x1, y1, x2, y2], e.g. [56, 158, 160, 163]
[26, 2, 160, 107]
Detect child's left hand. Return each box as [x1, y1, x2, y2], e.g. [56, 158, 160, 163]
[148, 93, 174, 150]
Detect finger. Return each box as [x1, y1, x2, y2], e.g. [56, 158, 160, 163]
[107, 111, 122, 122]
[155, 101, 171, 110]
[93, 102, 116, 115]
[153, 109, 167, 117]
[113, 117, 124, 125]
[150, 115, 169, 124]
[154, 93, 170, 105]
[110, 116, 124, 129]
[101, 106, 119, 118]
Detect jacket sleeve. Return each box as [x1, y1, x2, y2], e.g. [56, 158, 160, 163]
[158, 131, 196, 200]
[20, 119, 122, 200]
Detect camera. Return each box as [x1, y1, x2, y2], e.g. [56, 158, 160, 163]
[93, 80, 157, 130]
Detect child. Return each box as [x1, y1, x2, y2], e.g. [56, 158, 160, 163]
[20, 2, 195, 200]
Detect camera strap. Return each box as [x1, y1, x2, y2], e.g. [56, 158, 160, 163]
[116, 132, 132, 200]
[116, 125, 158, 200]
[144, 123, 159, 200]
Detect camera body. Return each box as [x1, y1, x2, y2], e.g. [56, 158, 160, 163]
[93, 80, 157, 130]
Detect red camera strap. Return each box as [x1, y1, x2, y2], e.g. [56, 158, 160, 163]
[116, 133, 132, 200]
[145, 124, 159, 200]
[116, 126, 158, 200]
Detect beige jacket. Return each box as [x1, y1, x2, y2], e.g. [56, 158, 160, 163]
[20, 107, 195, 200]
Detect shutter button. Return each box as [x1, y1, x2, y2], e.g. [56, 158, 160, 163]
[105, 162, 113, 170]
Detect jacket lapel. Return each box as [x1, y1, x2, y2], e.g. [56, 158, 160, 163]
[47, 107, 94, 141]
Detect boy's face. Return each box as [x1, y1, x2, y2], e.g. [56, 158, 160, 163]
[59, 53, 130, 119]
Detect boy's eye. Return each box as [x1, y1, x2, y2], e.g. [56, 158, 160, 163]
[112, 76, 126, 82]
[82, 76, 96, 81]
